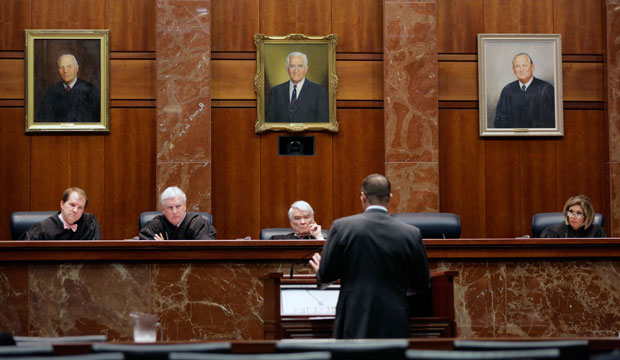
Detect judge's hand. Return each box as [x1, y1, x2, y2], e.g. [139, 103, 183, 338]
[154, 233, 165, 241]
[309, 253, 321, 273]
[309, 222, 324, 240]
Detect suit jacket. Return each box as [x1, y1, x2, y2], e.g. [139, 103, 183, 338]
[494, 77, 555, 128]
[317, 208, 430, 339]
[36, 78, 100, 123]
[266, 79, 329, 123]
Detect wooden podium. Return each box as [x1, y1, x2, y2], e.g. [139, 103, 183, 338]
[263, 271, 458, 339]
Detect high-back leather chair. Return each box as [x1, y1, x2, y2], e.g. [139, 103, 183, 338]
[531, 212, 604, 238]
[9, 211, 57, 240]
[260, 227, 329, 240]
[138, 211, 213, 232]
[391, 212, 461, 239]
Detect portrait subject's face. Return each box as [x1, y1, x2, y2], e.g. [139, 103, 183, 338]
[162, 196, 187, 226]
[287, 55, 308, 84]
[512, 54, 534, 84]
[290, 208, 313, 236]
[60, 191, 86, 225]
[58, 55, 79, 85]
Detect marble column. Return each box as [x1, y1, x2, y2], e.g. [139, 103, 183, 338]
[156, 0, 212, 211]
[383, 0, 439, 213]
[607, 0, 620, 236]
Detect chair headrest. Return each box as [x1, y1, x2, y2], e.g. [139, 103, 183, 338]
[10, 211, 58, 240]
[531, 212, 605, 238]
[391, 212, 461, 238]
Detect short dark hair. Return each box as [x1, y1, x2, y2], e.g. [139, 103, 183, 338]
[61, 187, 89, 209]
[361, 174, 391, 205]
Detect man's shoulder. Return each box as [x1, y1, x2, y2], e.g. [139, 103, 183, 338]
[272, 81, 289, 90]
[532, 77, 554, 88]
[501, 79, 521, 90]
[80, 212, 100, 224]
[75, 78, 96, 90]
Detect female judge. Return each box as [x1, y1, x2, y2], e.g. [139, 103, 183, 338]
[540, 195, 606, 238]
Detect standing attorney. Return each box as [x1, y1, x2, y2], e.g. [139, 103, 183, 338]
[266, 51, 329, 123]
[309, 174, 430, 338]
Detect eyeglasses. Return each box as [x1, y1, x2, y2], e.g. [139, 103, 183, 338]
[567, 210, 584, 218]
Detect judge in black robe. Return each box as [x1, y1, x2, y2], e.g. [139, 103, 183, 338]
[268, 200, 325, 240]
[541, 194, 606, 238]
[310, 174, 430, 339]
[139, 213, 216, 240]
[494, 77, 555, 128]
[540, 222, 606, 238]
[19, 212, 101, 240]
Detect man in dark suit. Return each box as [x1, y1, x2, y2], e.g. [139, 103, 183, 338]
[309, 174, 430, 339]
[494, 53, 555, 128]
[266, 51, 329, 123]
[36, 54, 100, 123]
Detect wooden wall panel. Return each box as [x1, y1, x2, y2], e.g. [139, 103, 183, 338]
[31, 0, 105, 29]
[212, 0, 259, 52]
[0, 109, 30, 240]
[259, 0, 332, 35]
[211, 60, 255, 100]
[438, 62, 602, 102]
[556, 110, 608, 224]
[106, 0, 156, 52]
[437, 0, 483, 54]
[260, 132, 334, 231]
[110, 60, 156, 99]
[211, 108, 261, 240]
[30, 135, 106, 236]
[483, 0, 553, 34]
[0, 60, 23, 99]
[554, 0, 603, 55]
[0, 0, 30, 51]
[333, 108, 384, 220]
[104, 108, 156, 240]
[438, 109, 486, 239]
[333, 0, 382, 53]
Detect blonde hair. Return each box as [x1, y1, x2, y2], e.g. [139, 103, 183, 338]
[563, 195, 595, 229]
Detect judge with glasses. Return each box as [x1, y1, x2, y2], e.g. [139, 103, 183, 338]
[540, 195, 606, 238]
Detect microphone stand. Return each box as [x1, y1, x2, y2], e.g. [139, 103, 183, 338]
[289, 246, 323, 279]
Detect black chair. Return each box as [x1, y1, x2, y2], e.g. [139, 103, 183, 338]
[592, 349, 620, 360]
[9, 211, 57, 240]
[0, 344, 54, 357]
[391, 212, 461, 238]
[170, 351, 331, 360]
[260, 228, 329, 240]
[405, 349, 560, 360]
[531, 212, 605, 238]
[138, 211, 213, 231]
[453, 340, 588, 360]
[13, 335, 107, 345]
[276, 339, 408, 360]
[92, 343, 231, 360]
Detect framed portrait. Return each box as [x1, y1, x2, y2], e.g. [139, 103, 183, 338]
[25, 29, 110, 133]
[478, 34, 563, 137]
[254, 33, 338, 133]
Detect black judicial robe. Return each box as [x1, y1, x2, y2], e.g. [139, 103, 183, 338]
[138, 213, 216, 240]
[18, 212, 102, 240]
[494, 77, 555, 128]
[540, 223, 606, 238]
[269, 233, 317, 240]
[36, 78, 100, 123]
[317, 208, 430, 339]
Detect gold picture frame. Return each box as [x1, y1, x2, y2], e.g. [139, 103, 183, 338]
[478, 33, 563, 137]
[254, 33, 338, 133]
[25, 29, 110, 132]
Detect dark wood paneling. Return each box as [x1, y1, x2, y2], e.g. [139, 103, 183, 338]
[0, 59, 24, 99]
[106, 0, 156, 52]
[32, 0, 105, 29]
[438, 109, 486, 238]
[260, 132, 334, 231]
[110, 60, 156, 99]
[437, 0, 483, 54]
[104, 108, 156, 240]
[212, 108, 261, 240]
[438, 62, 477, 101]
[0, 0, 30, 51]
[259, 0, 331, 35]
[0, 109, 30, 240]
[333, 108, 384, 220]
[556, 110, 608, 222]
[333, 0, 382, 53]
[554, 0, 603, 55]
[483, 0, 553, 33]
[212, 0, 259, 52]
[30, 135, 106, 236]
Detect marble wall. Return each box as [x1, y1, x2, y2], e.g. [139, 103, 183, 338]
[2, 260, 619, 340]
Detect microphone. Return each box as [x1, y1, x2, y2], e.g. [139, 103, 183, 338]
[289, 246, 323, 279]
